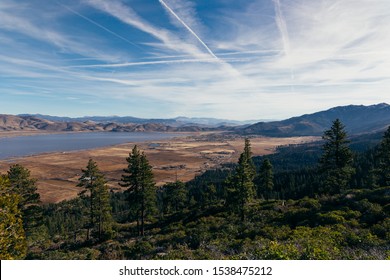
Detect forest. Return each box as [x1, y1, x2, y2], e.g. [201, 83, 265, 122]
[1, 119, 389, 260]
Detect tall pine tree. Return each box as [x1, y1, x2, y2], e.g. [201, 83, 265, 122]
[319, 119, 354, 194]
[7, 164, 41, 241]
[77, 159, 113, 241]
[257, 158, 274, 199]
[226, 138, 256, 221]
[0, 175, 27, 259]
[120, 145, 157, 236]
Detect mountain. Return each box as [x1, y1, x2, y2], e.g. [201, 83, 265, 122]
[172, 116, 265, 126]
[0, 114, 218, 133]
[236, 103, 390, 136]
[18, 114, 260, 127]
[4, 104, 390, 136]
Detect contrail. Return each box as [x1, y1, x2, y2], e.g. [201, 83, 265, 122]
[273, 0, 290, 55]
[158, 0, 218, 60]
[67, 57, 251, 68]
[273, 0, 295, 87]
[56, 1, 142, 50]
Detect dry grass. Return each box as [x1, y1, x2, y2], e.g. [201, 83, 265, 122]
[0, 133, 319, 203]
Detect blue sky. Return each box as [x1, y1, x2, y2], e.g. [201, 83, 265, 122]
[1, 0, 389, 120]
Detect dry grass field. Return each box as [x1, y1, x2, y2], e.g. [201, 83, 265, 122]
[0, 133, 318, 203]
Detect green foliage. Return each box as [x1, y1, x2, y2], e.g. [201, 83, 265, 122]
[257, 158, 274, 199]
[0, 175, 27, 259]
[7, 164, 42, 236]
[317, 211, 347, 225]
[120, 145, 157, 236]
[298, 197, 321, 211]
[7, 164, 40, 207]
[226, 138, 256, 221]
[371, 218, 390, 239]
[125, 240, 154, 259]
[77, 159, 113, 241]
[290, 226, 342, 259]
[9, 125, 389, 260]
[319, 119, 354, 194]
[377, 126, 390, 186]
[188, 183, 218, 210]
[158, 181, 187, 214]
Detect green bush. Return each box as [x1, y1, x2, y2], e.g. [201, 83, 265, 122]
[317, 211, 346, 225]
[298, 197, 321, 211]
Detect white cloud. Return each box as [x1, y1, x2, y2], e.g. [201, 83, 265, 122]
[85, 0, 208, 59]
[1, 0, 389, 119]
[0, 5, 123, 62]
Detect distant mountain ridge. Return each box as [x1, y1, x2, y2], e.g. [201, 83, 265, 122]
[2, 104, 390, 136]
[237, 103, 390, 136]
[17, 114, 262, 127]
[0, 114, 215, 133]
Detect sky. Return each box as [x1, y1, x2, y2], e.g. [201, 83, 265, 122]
[0, 0, 390, 120]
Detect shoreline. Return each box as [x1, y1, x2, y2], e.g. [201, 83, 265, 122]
[0, 134, 319, 204]
[0, 130, 194, 160]
[0, 130, 90, 139]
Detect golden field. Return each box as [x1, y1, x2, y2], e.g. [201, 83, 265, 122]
[0, 132, 318, 203]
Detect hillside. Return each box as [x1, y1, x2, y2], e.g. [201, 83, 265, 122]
[18, 114, 259, 127]
[237, 103, 390, 136]
[0, 115, 215, 133]
[3, 103, 390, 136]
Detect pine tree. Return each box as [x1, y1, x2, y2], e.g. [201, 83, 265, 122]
[319, 119, 354, 194]
[0, 175, 27, 259]
[159, 181, 187, 214]
[227, 138, 256, 221]
[7, 164, 41, 238]
[377, 126, 390, 186]
[257, 158, 274, 199]
[77, 159, 113, 241]
[120, 145, 157, 236]
[7, 164, 40, 207]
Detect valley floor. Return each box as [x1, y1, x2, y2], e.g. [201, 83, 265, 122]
[0, 132, 318, 203]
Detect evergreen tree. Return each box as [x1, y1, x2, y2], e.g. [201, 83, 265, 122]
[120, 145, 157, 236]
[319, 119, 354, 194]
[257, 158, 274, 199]
[226, 138, 256, 221]
[7, 164, 41, 238]
[377, 126, 390, 186]
[0, 175, 27, 259]
[77, 159, 113, 241]
[159, 181, 187, 214]
[7, 164, 40, 207]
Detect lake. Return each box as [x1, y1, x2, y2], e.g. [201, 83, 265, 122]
[0, 132, 183, 160]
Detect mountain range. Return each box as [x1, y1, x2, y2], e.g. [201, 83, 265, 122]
[16, 114, 263, 127]
[0, 115, 214, 133]
[236, 103, 390, 136]
[1, 103, 390, 136]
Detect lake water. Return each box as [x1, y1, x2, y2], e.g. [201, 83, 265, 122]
[0, 132, 182, 160]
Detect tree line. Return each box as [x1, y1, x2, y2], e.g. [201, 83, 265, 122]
[1, 119, 390, 259]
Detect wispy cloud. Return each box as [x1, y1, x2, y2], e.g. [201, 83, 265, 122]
[272, 0, 290, 56]
[0, 4, 122, 62]
[272, 0, 295, 91]
[85, 0, 207, 59]
[57, 1, 142, 50]
[158, 0, 217, 59]
[1, 0, 389, 119]
[67, 57, 250, 69]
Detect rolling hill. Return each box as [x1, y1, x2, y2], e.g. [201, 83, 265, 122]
[17, 114, 261, 127]
[2, 103, 390, 136]
[0, 115, 212, 133]
[236, 103, 390, 136]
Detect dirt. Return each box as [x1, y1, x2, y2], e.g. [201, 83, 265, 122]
[0, 132, 318, 204]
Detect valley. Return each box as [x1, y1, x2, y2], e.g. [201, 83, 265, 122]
[0, 132, 317, 203]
